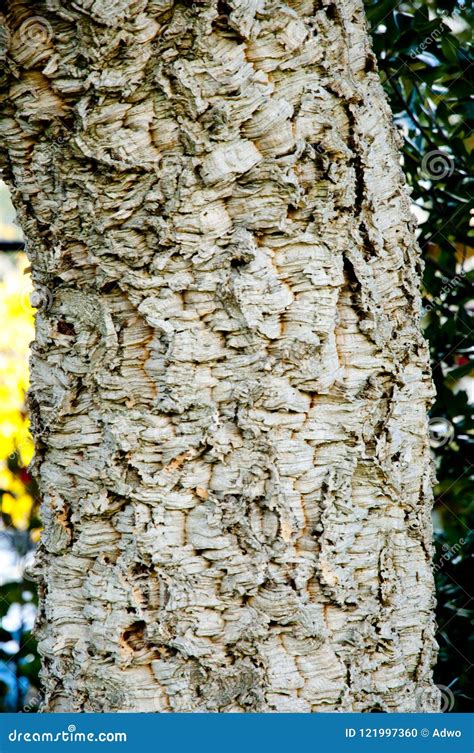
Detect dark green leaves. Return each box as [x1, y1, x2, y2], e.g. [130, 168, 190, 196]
[367, 0, 473, 712]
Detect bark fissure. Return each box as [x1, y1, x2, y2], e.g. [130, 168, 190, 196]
[0, 0, 438, 712]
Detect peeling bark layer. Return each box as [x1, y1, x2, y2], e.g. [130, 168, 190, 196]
[0, 0, 438, 712]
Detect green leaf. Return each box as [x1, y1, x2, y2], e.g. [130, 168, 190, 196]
[442, 35, 461, 63]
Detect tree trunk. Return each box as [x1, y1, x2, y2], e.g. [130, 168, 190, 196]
[0, 0, 439, 712]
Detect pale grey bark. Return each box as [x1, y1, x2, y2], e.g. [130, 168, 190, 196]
[0, 0, 438, 712]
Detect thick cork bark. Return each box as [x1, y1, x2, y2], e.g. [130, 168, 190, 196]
[0, 0, 438, 712]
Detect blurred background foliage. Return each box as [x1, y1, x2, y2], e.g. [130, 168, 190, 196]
[0, 209, 40, 711]
[366, 0, 473, 711]
[0, 0, 472, 712]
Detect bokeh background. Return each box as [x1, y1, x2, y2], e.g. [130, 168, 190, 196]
[0, 0, 472, 712]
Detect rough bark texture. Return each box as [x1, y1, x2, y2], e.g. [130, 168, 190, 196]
[0, 0, 439, 712]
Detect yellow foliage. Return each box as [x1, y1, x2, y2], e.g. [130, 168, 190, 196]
[0, 254, 35, 528]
